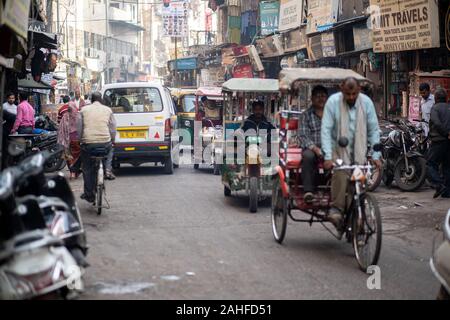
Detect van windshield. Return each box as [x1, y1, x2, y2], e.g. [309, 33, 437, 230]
[104, 87, 163, 113]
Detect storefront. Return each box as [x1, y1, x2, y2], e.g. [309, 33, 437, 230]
[168, 57, 198, 88]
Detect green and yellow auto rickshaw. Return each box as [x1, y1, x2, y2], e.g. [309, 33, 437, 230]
[221, 78, 281, 213]
[170, 88, 197, 150]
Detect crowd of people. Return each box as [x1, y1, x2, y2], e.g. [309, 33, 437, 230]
[2, 89, 116, 205]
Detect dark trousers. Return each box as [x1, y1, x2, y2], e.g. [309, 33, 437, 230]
[18, 126, 33, 134]
[302, 149, 319, 193]
[427, 140, 450, 190]
[81, 143, 111, 199]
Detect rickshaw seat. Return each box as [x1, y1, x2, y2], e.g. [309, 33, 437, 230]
[280, 117, 299, 131]
[280, 147, 302, 169]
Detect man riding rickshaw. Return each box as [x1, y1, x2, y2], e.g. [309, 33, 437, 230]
[221, 78, 280, 213]
[193, 87, 224, 174]
[272, 67, 383, 272]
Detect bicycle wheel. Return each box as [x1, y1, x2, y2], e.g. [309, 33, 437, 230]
[271, 178, 288, 244]
[96, 184, 103, 216]
[352, 193, 382, 272]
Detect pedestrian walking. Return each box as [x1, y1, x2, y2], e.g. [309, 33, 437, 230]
[427, 88, 450, 199]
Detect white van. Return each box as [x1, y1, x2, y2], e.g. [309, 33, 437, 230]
[101, 82, 177, 174]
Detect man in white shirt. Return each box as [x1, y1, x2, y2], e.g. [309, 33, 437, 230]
[3, 93, 17, 115]
[420, 83, 435, 137]
[74, 88, 86, 110]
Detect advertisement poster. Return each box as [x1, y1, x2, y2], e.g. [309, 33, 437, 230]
[408, 96, 421, 122]
[260, 1, 280, 36]
[369, 0, 440, 53]
[307, 0, 339, 34]
[321, 32, 336, 57]
[162, 0, 189, 38]
[232, 64, 254, 79]
[278, 0, 303, 32]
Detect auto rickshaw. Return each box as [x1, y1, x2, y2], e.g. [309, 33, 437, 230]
[193, 86, 224, 174]
[171, 88, 197, 150]
[272, 68, 382, 272]
[221, 78, 281, 213]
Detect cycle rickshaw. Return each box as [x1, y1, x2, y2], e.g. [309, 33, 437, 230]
[221, 78, 281, 213]
[272, 68, 382, 271]
[193, 86, 224, 174]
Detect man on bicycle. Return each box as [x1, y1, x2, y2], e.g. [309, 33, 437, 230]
[321, 78, 381, 232]
[78, 92, 116, 203]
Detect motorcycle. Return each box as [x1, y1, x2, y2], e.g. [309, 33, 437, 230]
[0, 165, 83, 300]
[381, 119, 427, 192]
[6, 131, 65, 173]
[430, 209, 450, 300]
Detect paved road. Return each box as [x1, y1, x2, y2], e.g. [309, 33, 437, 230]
[70, 164, 449, 300]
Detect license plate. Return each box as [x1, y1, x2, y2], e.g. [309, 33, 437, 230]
[119, 130, 147, 139]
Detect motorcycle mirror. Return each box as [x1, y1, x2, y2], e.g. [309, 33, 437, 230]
[338, 137, 349, 148]
[373, 144, 383, 152]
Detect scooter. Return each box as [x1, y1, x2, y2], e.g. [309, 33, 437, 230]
[13, 152, 89, 267]
[0, 168, 83, 300]
[430, 209, 450, 300]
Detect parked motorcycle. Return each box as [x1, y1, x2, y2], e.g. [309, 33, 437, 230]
[430, 209, 450, 300]
[380, 119, 427, 191]
[0, 165, 83, 300]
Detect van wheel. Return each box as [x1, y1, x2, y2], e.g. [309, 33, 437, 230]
[164, 157, 174, 175]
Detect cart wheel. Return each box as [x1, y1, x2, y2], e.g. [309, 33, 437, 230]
[224, 186, 231, 197]
[352, 194, 382, 272]
[271, 179, 288, 244]
[249, 177, 258, 213]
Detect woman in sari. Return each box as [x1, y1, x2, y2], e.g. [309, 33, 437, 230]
[57, 101, 81, 179]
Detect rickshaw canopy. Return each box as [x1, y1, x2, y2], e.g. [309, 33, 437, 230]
[279, 68, 372, 92]
[196, 86, 222, 97]
[222, 78, 279, 93]
[170, 88, 197, 99]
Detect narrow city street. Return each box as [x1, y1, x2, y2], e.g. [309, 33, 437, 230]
[70, 165, 449, 300]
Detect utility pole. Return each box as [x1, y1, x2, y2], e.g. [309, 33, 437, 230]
[56, 0, 60, 35]
[174, 37, 178, 88]
[46, 0, 53, 32]
[105, 0, 110, 84]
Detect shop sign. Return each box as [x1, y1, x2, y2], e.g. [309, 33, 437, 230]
[232, 64, 254, 78]
[278, 0, 303, 32]
[321, 32, 336, 57]
[260, 1, 280, 36]
[369, 0, 440, 53]
[353, 25, 373, 51]
[306, 0, 339, 34]
[2, 0, 31, 39]
[256, 35, 285, 58]
[283, 27, 307, 53]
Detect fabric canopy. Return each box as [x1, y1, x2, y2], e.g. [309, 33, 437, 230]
[222, 78, 279, 93]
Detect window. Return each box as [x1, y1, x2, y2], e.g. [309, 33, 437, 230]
[104, 88, 164, 114]
[182, 95, 196, 113]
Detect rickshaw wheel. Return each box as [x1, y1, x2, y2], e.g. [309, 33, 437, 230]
[213, 164, 220, 176]
[352, 194, 382, 272]
[249, 177, 258, 213]
[224, 186, 231, 197]
[271, 179, 288, 244]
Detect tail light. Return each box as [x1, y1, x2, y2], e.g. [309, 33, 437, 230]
[165, 119, 171, 137]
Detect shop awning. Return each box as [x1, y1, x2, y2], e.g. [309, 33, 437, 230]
[18, 75, 53, 90]
[29, 30, 58, 49]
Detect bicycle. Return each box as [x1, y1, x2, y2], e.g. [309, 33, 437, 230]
[89, 146, 111, 216]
